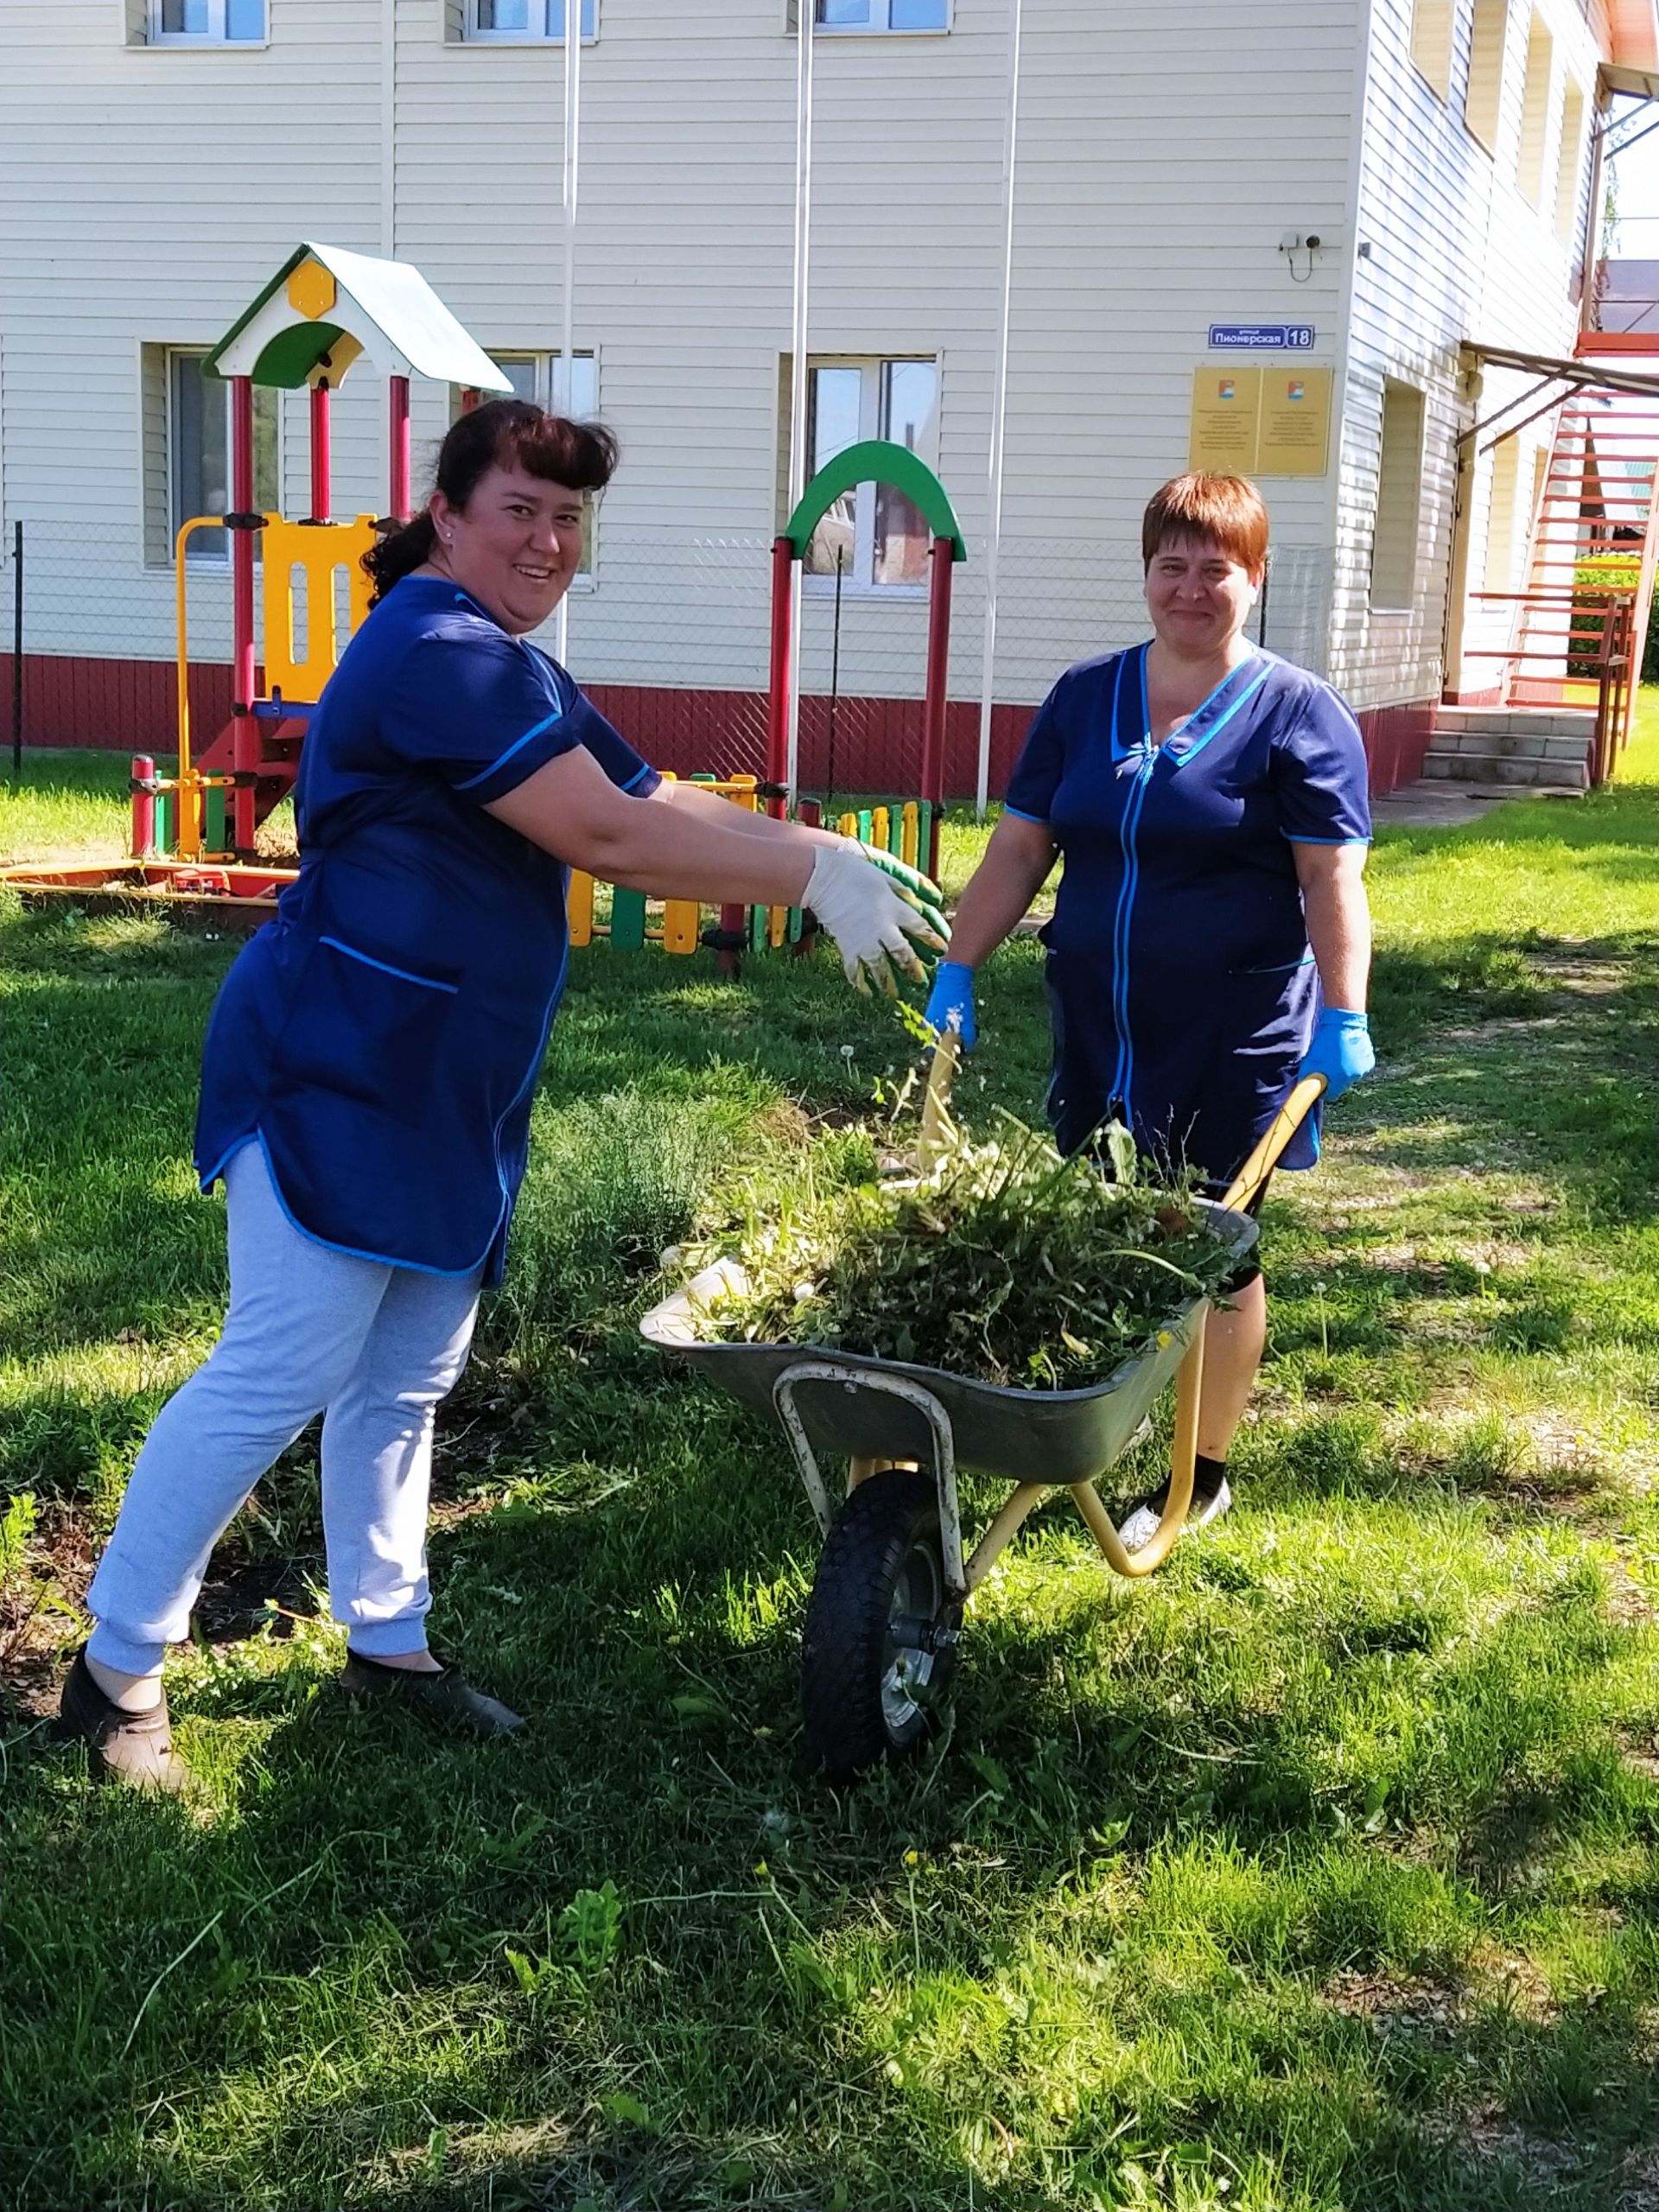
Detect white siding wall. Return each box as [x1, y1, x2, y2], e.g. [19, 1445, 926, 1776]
[1332, 0, 1605, 712]
[0, 0, 386, 671]
[0, 0, 1618, 744]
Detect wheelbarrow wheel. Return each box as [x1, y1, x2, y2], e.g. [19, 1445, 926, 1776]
[801, 1469, 958, 1782]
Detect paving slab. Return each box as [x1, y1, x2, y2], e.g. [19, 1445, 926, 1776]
[1370, 780, 1584, 830]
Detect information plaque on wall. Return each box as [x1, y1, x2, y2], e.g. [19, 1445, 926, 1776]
[1188, 367, 1262, 471]
[1188, 365, 1332, 477]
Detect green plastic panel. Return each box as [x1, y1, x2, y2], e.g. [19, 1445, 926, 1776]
[609, 887, 647, 950]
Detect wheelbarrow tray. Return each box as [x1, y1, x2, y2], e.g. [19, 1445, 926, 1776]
[640, 1199, 1256, 1487]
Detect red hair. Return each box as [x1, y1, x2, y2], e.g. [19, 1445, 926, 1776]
[1141, 474, 1269, 581]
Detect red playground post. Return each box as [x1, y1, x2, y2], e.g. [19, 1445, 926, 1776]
[130, 754, 156, 859]
[919, 533, 955, 879]
[765, 535, 795, 815]
[309, 378, 332, 523]
[230, 373, 258, 853]
[389, 375, 412, 521]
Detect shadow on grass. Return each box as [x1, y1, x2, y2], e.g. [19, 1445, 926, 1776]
[7, 1405, 1658, 2209]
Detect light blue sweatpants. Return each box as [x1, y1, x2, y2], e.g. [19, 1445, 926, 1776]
[86, 1143, 484, 1675]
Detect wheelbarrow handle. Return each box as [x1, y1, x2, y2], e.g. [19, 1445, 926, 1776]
[1220, 1073, 1327, 1216]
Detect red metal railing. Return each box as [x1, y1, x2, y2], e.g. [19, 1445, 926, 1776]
[1462, 585, 1636, 788]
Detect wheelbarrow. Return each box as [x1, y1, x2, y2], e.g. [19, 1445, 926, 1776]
[639, 1041, 1324, 1780]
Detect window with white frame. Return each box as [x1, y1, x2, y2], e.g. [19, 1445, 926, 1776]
[1464, 0, 1509, 155]
[1554, 79, 1587, 246]
[798, 356, 939, 589]
[450, 353, 601, 574]
[166, 351, 278, 564]
[814, 0, 949, 28]
[466, 0, 595, 39]
[149, 0, 266, 41]
[1370, 378, 1426, 610]
[1408, 0, 1454, 99]
[1516, 12, 1554, 209]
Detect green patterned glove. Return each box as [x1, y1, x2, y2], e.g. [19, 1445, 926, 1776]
[855, 842, 950, 949]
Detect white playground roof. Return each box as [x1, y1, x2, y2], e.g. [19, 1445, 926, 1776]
[203, 242, 512, 393]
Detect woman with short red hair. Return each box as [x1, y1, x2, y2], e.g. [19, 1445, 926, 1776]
[927, 474, 1374, 1548]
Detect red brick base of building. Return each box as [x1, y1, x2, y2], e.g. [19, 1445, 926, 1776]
[0, 652, 1437, 803]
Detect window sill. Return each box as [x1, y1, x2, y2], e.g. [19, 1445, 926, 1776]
[130, 37, 271, 49]
[810, 28, 950, 36]
[1368, 602, 1414, 618]
[451, 34, 599, 46]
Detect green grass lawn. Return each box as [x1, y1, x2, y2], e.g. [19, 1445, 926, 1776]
[3, 720, 1658, 2212]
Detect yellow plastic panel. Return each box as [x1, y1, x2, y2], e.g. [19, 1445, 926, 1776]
[260, 514, 378, 703]
[567, 870, 594, 947]
[663, 899, 702, 954]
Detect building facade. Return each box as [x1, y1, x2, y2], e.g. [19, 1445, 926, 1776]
[0, 0, 1653, 798]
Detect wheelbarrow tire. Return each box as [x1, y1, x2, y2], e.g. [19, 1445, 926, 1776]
[801, 1469, 958, 1783]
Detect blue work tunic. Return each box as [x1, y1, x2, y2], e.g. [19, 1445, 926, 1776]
[194, 575, 659, 1282]
[1005, 645, 1370, 1182]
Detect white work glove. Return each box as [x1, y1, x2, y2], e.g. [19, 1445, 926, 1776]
[804, 842, 946, 995]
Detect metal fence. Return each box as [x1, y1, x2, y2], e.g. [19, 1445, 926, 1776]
[3, 516, 1335, 805]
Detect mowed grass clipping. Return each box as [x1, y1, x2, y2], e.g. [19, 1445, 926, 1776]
[1, 718, 1658, 2212]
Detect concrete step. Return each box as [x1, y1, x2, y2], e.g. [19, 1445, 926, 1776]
[1426, 731, 1593, 763]
[1421, 753, 1589, 790]
[1432, 707, 1596, 739]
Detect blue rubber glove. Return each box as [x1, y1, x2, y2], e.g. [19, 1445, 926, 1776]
[924, 960, 977, 1052]
[1297, 1007, 1375, 1103]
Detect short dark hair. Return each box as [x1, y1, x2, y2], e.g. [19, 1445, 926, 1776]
[363, 399, 620, 604]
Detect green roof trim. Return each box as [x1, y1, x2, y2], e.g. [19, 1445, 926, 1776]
[784, 441, 965, 561]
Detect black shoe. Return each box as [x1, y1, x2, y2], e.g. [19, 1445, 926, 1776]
[340, 1649, 525, 1737]
[57, 1649, 194, 1793]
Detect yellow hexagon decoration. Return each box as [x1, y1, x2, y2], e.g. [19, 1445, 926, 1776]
[286, 260, 338, 321]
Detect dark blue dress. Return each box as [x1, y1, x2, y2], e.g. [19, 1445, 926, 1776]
[194, 576, 658, 1282]
[1005, 645, 1370, 1182]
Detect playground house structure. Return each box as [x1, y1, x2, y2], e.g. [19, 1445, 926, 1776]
[3, 247, 962, 948]
[140, 241, 512, 891]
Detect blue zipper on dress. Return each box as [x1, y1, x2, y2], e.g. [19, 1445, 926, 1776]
[1108, 744, 1156, 1114]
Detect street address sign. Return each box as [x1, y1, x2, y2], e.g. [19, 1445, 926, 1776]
[1209, 323, 1316, 351]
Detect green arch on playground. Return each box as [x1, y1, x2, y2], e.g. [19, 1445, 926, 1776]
[783, 439, 967, 562]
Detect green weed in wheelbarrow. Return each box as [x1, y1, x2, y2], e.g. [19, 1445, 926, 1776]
[641, 1037, 1323, 1780]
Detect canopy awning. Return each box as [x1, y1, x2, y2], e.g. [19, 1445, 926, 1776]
[203, 244, 512, 393]
[1457, 340, 1659, 452]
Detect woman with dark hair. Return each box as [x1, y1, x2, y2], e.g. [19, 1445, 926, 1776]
[62, 401, 944, 1789]
[926, 473, 1374, 1552]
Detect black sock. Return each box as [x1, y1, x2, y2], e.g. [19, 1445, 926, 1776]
[1192, 1453, 1229, 1503]
[1145, 1454, 1228, 1512]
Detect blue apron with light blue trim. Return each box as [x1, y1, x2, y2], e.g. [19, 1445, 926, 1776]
[192, 697, 631, 1286]
[1042, 646, 1323, 1181]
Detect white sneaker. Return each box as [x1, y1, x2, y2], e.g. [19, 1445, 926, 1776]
[1116, 1475, 1232, 1555]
